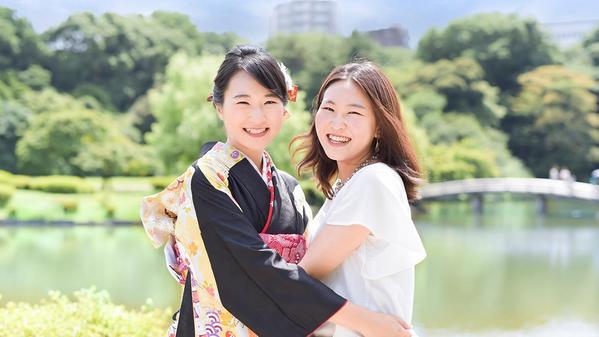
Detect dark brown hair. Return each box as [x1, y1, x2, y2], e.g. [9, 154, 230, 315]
[209, 45, 289, 106]
[292, 61, 422, 201]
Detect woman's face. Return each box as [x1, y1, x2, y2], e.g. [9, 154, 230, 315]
[315, 79, 377, 165]
[217, 70, 286, 155]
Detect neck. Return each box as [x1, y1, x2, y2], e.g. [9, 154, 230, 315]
[337, 152, 373, 181]
[227, 140, 264, 171]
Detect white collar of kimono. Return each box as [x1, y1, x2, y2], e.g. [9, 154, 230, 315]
[250, 152, 270, 184]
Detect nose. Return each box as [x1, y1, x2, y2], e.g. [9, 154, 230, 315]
[249, 106, 267, 123]
[329, 113, 346, 130]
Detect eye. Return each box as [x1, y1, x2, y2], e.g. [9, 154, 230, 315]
[265, 100, 277, 105]
[348, 111, 363, 116]
[236, 101, 250, 105]
[322, 106, 334, 112]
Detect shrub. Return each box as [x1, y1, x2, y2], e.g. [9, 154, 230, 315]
[25, 176, 94, 194]
[98, 194, 116, 218]
[150, 176, 176, 190]
[0, 288, 171, 337]
[55, 198, 78, 213]
[0, 184, 15, 207]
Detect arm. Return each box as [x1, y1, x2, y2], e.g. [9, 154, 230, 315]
[299, 224, 370, 279]
[329, 302, 413, 337]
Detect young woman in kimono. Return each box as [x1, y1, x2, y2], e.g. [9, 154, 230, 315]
[140, 46, 412, 337]
[294, 61, 427, 337]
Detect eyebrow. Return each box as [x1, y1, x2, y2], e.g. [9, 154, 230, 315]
[232, 93, 279, 99]
[323, 99, 366, 109]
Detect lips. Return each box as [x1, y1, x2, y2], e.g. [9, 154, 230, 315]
[244, 128, 269, 136]
[327, 134, 351, 144]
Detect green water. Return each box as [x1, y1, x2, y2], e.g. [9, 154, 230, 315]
[1, 197, 598, 336]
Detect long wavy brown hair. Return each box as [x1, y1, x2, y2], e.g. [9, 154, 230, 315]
[292, 61, 423, 201]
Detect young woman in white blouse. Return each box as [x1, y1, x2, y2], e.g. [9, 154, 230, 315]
[293, 61, 427, 337]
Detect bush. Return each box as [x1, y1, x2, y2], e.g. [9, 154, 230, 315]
[0, 288, 171, 337]
[0, 184, 15, 207]
[12, 175, 30, 189]
[25, 176, 94, 194]
[0, 171, 31, 189]
[55, 197, 78, 213]
[0, 170, 12, 186]
[150, 176, 176, 190]
[98, 194, 116, 218]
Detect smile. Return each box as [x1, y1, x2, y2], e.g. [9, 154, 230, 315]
[327, 134, 351, 144]
[244, 128, 269, 136]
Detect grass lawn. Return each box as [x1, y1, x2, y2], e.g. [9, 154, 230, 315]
[1, 184, 154, 223]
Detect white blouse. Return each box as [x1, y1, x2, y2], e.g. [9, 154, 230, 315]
[309, 163, 426, 337]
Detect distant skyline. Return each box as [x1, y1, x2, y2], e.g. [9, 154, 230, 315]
[3, 0, 599, 47]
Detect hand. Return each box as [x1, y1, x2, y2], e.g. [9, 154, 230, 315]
[362, 312, 413, 337]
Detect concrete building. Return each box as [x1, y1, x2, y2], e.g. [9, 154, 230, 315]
[365, 25, 409, 47]
[542, 19, 598, 47]
[271, 0, 337, 35]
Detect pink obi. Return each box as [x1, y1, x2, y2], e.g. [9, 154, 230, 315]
[258, 233, 307, 264]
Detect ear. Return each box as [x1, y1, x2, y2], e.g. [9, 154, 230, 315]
[283, 109, 291, 121]
[215, 104, 224, 120]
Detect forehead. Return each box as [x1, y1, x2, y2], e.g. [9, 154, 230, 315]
[225, 70, 274, 97]
[322, 80, 370, 105]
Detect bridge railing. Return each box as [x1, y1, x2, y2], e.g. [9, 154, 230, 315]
[420, 178, 599, 201]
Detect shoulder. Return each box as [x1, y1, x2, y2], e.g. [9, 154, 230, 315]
[336, 162, 409, 207]
[191, 156, 228, 193]
[350, 163, 404, 191]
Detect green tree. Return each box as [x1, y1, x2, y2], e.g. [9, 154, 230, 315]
[427, 138, 500, 181]
[392, 57, 506, 127]
[417, 13, 556, 92]
[16, 108, 156, 176]
[582, 25, 599, 67]
[505, 65, 599, 179]
[0, 6, 47, 71]
[18, 87, 103, 114]
[201, 32, 245, 55]
[0, 100, 32, 172]
[421, 112, 529, 178]
[43, 11, 205, 110]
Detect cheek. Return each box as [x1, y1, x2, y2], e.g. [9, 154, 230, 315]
[350, 119, 376, 144]
[314, 113, 328, 139]
[266, 108, 285, 128]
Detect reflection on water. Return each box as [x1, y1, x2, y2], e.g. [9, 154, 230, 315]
[0, 197, 598, 336]
[419, 319, 599, 337]
[412, 198, 599, 336]
[0, 225, 181, 309]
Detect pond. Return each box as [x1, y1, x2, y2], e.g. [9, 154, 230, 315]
[1, 197, 598, 336]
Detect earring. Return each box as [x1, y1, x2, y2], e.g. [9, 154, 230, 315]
[374, 137, 380, 157]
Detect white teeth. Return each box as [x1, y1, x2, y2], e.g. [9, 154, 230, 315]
[245, 128, 267, 134]
[328, 134, 351, 143]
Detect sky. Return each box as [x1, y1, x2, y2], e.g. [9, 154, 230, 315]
[3, 0, 599, 47]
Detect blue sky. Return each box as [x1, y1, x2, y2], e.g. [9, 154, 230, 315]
[3, 0, 599, 47]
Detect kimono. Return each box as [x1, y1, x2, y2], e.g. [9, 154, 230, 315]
[140, 142, 346, 337]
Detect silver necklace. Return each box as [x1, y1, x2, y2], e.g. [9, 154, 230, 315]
[332, 156, 378, 196]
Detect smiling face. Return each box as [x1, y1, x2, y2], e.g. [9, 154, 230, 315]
[216, 70, 287, 158]
[315, 79, 377, 167]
